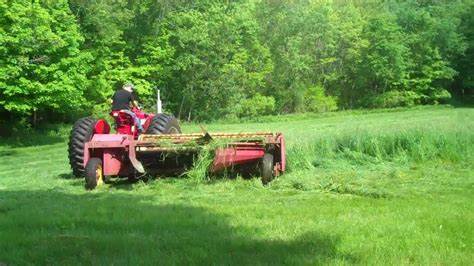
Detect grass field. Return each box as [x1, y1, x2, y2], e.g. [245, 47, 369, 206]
[0, 106, 473, 265]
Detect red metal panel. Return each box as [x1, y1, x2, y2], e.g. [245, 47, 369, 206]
[91, 134, 130, 142]
[278, 133, 286, 172]
[103, 149, 125, 176]
[83, 143, 90, 168]
[94, 120, 110, 134]
[212, 148, 265, 172]
[84, 134, 132, 170]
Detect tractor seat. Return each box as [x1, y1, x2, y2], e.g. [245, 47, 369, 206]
[110, 110, 135, 126]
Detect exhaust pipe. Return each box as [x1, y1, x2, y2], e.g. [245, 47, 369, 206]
[156, 88, 162, 114]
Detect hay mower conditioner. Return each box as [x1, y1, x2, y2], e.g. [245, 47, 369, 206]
[68, 110, 285, 189]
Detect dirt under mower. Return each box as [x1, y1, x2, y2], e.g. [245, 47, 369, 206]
[68, 108, 285, 189]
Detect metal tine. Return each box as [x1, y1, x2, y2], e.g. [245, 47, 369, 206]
[139, 132, 274, 141]
[136, 146, 201, 152]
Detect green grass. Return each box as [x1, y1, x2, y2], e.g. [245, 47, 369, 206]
[0, 107, 473, 265]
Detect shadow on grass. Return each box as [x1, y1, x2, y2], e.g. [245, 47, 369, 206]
[0, 135, 65, 148]
[0, 150, 17, 157]
[57, 173, 75, 180]
[0, 190, 355, 265]
[58, 174, 150, 190]
[107, 178, 137, 190]
[58, 173, 155, 191]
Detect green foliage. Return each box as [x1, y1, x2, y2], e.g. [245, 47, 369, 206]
[359, 13, 409, 95]
[452, 2, 474, 101]
[370, 91, 423, 108]
[238, 94, 276, 118]
[0, 0, 473, 125]
[430, 89, 452, 104]
[303, 85, 338, 112]
[153, 2, 273, 120]
[0, 0, 90, 118]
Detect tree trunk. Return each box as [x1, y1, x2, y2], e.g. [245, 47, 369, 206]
[178, 95, 185, 120]
[32, 110, 37, 127]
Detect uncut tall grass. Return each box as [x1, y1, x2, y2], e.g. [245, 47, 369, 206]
[287, 125, 474, 170]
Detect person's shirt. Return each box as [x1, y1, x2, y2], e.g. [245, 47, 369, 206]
[112, 89, 136, 111]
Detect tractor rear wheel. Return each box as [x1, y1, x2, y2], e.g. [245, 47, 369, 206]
[145, 114, 181, 134]
[260, 153, 274, 185]
[68, 117, 97, 177]
[85, 157, 104, 190]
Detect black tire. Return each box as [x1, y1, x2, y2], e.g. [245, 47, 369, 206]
[145, 114, 181, 134]
[85, 158, 104, 190]
[128, 170, 139, 183]
[260, 153, 274, 185]
[68, 117, 97, 177]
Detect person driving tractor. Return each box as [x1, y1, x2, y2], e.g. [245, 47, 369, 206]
[111, 82, 145, 133]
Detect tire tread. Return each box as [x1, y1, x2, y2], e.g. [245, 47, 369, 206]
[68, 117, 97, 177]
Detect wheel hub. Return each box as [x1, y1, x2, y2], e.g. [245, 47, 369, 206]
[96, 165, 104, 185]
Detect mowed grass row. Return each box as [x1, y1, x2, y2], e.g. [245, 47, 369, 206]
[0, 107, 473, 264]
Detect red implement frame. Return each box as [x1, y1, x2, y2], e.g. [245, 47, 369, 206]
[84, 132, 285, 177]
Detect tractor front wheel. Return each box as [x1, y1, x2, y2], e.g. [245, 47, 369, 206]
[260, 153, 274, 185]
[85, 158, 104, 190]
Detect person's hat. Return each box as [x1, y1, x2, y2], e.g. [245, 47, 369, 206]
[123, 82, 135, 89]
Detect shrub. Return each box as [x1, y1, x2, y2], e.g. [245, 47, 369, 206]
[371, 90, 423, 108]
[303, 85, 338, 112]
[430, 89, 452, 104]
[239, 94, 276, 118]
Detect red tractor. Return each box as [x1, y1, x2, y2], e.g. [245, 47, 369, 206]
[68, 106, 285, 189]
[108, 106, 181, 137]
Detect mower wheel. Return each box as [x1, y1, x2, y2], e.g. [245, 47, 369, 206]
[68, 117, 97, 177]
[260, 153, 274, 185]
[85, 158, 104, 190]
[145, 114, 181, 134]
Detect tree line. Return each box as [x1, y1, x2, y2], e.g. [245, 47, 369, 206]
[1, 0, 473, 129]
